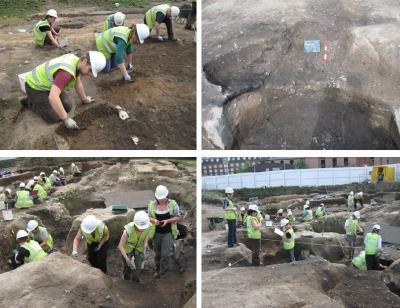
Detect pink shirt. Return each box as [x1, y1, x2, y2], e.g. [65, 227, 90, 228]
[53, 69, 73, 91]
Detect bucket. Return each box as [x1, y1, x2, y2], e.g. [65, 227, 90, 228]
[2, 209, 13, 221]
[18, 72, 28, 94]
[0, 201, 5, 210]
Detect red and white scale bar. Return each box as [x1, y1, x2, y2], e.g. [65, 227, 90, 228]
[323, 44, 328, 64]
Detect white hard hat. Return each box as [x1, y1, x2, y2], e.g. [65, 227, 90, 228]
[320, 203, 325, 207]
[240, 207, 245, 211]
[170, 6, 180, 17]
[47, 9, 58, 18]
[89, 51, 106, 78]
[225, 187, 234, 194]
[353, 211, 360, 219]
[27, 220, 39, 232]
[280, 218, 290, 228]
[359, 191, 363, 197]
[59, 167, 64, 171]
[33, 176, 39, 181]
[135, 23, 150, 44]
[71, 163, 76, 167]
[248, 204, 258, 212]
[306, 201, 310, 205]
[133, 210, 150, 230]
[277, 209, 284, 214]
[114, 12, 125, 26]
[5, 188, 11, 194]
[155, 185, 169, 200]
[372, 224, 381, 230]
[26, 180, 35, 190]
[16, 230, 29, 239]
[19, 182, 25, 188]
[350, 191, 354, 195]
[40, 172, 45, 176]
[52, 170, 58, 175]
[304, 204, 309, 209]
[81, 215, 98, 234]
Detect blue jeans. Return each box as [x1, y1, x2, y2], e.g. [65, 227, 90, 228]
[103, 54, 118, 73]
[287, 249, 295, 262]
[227, 219, 237, 247]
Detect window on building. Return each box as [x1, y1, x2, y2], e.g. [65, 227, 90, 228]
[290, 160, 294, 165]
[320, 159, 326, 168]
[370, 157, 374, 164]
[213, 165, 218, 168]
[280, 160, 284, 165]
[210, 158, 214, 162]
[344, 158, 349, 167]
[333, 158, 337, 167]
[387, 158, 390, 164]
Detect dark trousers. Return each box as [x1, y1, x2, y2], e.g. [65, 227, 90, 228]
[122, 249, 144, 281]
[185, 2, 197, 29]
[354, 199, 363, 209]
[144, 16, 173, 38]
[87, 241, 108, 273]
[25, 83, 72, 123]
[287, 249, 295, 262]
[248, 238, 260, 266]
[154, 232, 174, 274]
[366, 254, 379, 270]
[227, 219, 237, 247]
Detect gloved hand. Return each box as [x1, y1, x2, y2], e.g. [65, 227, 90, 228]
[119, 110, 130, 120]
[126, 63, 134, 73]
[129, 255, 136, 270]
[83, 96, 95, 104]
[157, 35, 164, 42]
[64, 117, 79, 129]
[93, 244, 102, 252]
[71, 250, 78, 257]
[124, 72, 133, 82]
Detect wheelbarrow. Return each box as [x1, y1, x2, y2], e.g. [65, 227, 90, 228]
[207, 217, 224, 230]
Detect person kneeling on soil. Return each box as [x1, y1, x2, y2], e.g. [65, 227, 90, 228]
[286, 209, 296, 223]
[50, 170, 62, 186]
[33, 9, 62, 49]
[58, 167, 67, 185]
[118, 210, 150, 282]
[347, 191, 355, 212]
[223, 187, 238, 248]
[147, 185, 181, 278]
[303, 202, 313, 221]
[32, 176, 48, 201]
[14, 230, 47, 267]
[40, 172, 53, 192]
[96, 24, 150, 82]
[280, 219, 296, 262]
[25, 179, 39, 205]
[71, 215, 109, 273]
[246, 204, 262, 266]
[354, 191, 364, 210]
[315, 203, 326, 218]
[20, 51, 106, 129]
[70, 163, 82, 177]
[144, 4, 180, 41]
[27, 220, 54, 253]
[15, 182, 34, 209]
[344, 211, 363, 260]
[5, 188, 15, 208]
[364, 224, 386, 270]
[103, 12, 126, 31]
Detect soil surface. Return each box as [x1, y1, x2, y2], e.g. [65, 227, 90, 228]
[0, 2, 196, 149]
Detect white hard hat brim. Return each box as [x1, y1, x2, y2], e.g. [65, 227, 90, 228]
[155, 192, 168, 200]
[135, 221, 150, 230]
[81, 225, 97, 234]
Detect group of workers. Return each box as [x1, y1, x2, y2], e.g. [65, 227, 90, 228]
[23, 2, 192, 129]
[347, 191, 364, 211]
[12, 184, 184, 282]
[222, 187, 386, 272]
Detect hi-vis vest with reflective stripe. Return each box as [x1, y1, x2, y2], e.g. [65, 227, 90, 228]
[303, 209, 313, 221]
[123, 222, 149, 253]
[96, 26, 131, 59]
[246, 215, 261, 239]
[283, 228, 295, 250]
[365, 233, 379, 255]
[224, 198, 236, 220]
[33, 183, 47, 200]
[43, 177, 52, 191]
[347, 195, 354, 207]
[81, 220, 105, 244]
[103, 14, 117, 31]
[33, 19, 50, 46]
[145, 4, 170, 30]
[29, 226, 54, 249]
[315, 207, 324, 217]
[345, 219, 358, 236]
[352, 250, 367, 271]
[148, 199, 178, 239]
[15, 190, 34, 209]
[26, 54, 79, 92]
[21, 240, 47, 263]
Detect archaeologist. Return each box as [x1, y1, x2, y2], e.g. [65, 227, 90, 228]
[287, 209, 296, 223]
[280, 218, 296, 262]
[354, 192, 364, 210]
[352, 250, 367, 271]
[40, 172, 52, 192]
[315, 203, 326, 218]
[347, 191, 355, 212]
[303, 203, 313, 221]
[27, 220, 54, 253]
[185, 0, 197, 30]
[246, 204, 262, 266]
[103, 12, 126, 31]
[364, 224, 383, 270]
[0, 187, 5, 202]
[277, 208, 284, 220]
[20, 51, 106, 129]
[147, 185, 181, 278]
[50, 170, 62, 186]
[32, 176, 48, 201]
[33, 9, 62, 48]
[4, 188, 15, 208]
[223, 187, 237, 248]
[144, 4, 180, 41]
[344, 211, 363, 260]
[96, 24, 150, 82]
[14, 230, 47, 267]
[118, 210, 150, 282]
[15, 182, 34, 209]
[71, 215, 110, 273]
[70, 163, 82, 176]
[236, 207, 246, 228]
[58, 167, 67, 185]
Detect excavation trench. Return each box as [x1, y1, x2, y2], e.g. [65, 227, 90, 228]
[224, 88, 400, 150]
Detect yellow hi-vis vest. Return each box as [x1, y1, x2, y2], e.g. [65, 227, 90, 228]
[345, 219, 359, 236]
[96, 26, 131, 59]
[365, 233, 379, 255]
[246, 215, 261, 239]
[283, 228, 295, 250]
[33, 183, 47, 200]
[21, 240, 47, 263]
[303, 209, 313, 221]
[224, 198, 236, 220]
[15, 190, 34, 209]
[123, 222, 149, 253]
[33, 19, 50, 46]
[145, 4, 170, 30]
[147, 199, 178, 239]
[81, 220, 105, 244]
[29, 226, 54, 249]
[26, 54, 79, 92]
[352, 250, 367, 271]
[43, 177, 52, 191]
[103, 14, 125, 31]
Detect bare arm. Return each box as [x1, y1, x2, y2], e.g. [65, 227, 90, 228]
[45, 31, 61, 48]
[98, 226, 109, 248]
[155, 22, 161, 36]
[118, 231, 130, 262]
[72, 230, 82, 251]
[74, 75, 87, 101]
[49, 85, 68, 120]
